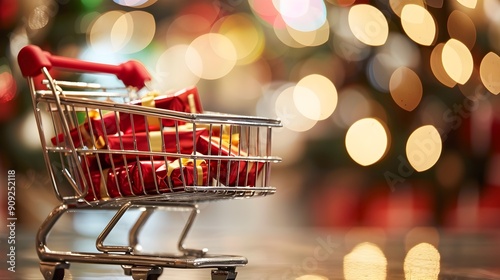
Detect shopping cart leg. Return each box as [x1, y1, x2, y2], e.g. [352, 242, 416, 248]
[211, 267, 238, 280]
[39, 261, 69, 280]
[122, 265, 163, 280]
[128, 208, 155, 252]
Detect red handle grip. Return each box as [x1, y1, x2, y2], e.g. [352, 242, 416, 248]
[17, 45, 151, 89]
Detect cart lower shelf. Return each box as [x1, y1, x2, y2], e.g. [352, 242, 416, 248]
[40, 253, 246, 280]
[37, 202, 249, 280]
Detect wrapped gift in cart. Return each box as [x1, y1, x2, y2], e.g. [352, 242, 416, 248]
[17, 45, 281, 280]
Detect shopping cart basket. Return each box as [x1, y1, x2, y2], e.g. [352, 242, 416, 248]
[17, 45, 281, 280]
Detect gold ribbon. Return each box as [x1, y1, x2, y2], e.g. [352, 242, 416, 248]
[187, 93, 197, 113]
[141, 91, 161, 128]
[98, 168, 110, 200]
[221, 133, 240, 150]
[208, 134, 243, 156]
[79, 110, 106, 149]
[147, 130, 164, 152]
[167, 157, 205, 186]
[147, 125, 198, 152]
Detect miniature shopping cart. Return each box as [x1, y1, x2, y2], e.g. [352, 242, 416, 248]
[17, 45, 281, 280]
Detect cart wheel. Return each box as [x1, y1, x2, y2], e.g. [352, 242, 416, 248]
[146, 275, 160, 280]
[211, 268, 238, 280]
[39, 262, 69, 280]
[126, 266, 163, 280]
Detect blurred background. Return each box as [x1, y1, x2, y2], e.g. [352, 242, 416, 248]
[1, 0, 500, 278]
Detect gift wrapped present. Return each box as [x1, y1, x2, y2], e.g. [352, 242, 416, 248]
[156, 155, 208, 190]
[104, 126, 208, 163]
[73, 125, 208, 175]
[196, 135, 264, 186]
[51, 86, 203, 148]
[83, 160, 168, 201]
[118, 86, 203, 133]
[83, 157, 208, 201]
[50, 110, 113, 148]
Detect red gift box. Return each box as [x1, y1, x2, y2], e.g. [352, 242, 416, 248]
[104, 127, 208, 163]
[156, 156, 209, 190]
[195, 135, 264, 186]
[118, 86, 203, 132]
[101, 126, 207, 164]
[50, 110, 114, 148]
[77, 126, 208, 191]
[83, 158, 209, 201]
[83, 160, 168, 201]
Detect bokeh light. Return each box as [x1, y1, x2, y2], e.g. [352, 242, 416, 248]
[479, 52, 500, 95]
[275, 85, 318, 132]
[404, 227, 440, 252]
[293, 85, 321, 120]
[404, 243, 440, 280]
[0, 70, 16, 104]
[274, 22, 306, 48]
[447, 10, 476, 50]
[296, 275, 329, 280]
[186, 33, 237, 80]
[406, 125, 442, 172]
[345, 118, 389, 166]
[330, 7, 372, 62]
[286, 20, 330, 47]
[457, 0, 477, 9]
[278, 0, 327, 32]
[484, 0, 500, 23]
[442, 38, 474, 85]
[390, 0, 426, 17]
[28, 5, 50, 30]
[113, 0, 157, 8]
[429, 43, 457, 88]
[18, 112, 53, 151]
[216, 13, 265, 65]
[0, 68, 17, 121]
[154, 44, 200, 92]
[343, 242, 387, 280]
[114, 11, 155, 54]
[248, 0, 284, 28]
[367, 33, 421, 92]
[296, 74, 338, 120]
[348, 4, 389, 46]
[487, 19, 500, 54]
[88, 10, 155, 54]
[389, 66, 423, 111]
[401, 4, 436, 46]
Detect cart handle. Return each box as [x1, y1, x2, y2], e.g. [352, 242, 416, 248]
[17, 45, 151, 89]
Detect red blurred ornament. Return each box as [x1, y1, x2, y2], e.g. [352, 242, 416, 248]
[0, 71, 18, 121]
[0, 0, 18, 30]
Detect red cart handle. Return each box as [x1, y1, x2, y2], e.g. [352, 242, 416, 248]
[17, 45, 151, 89]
